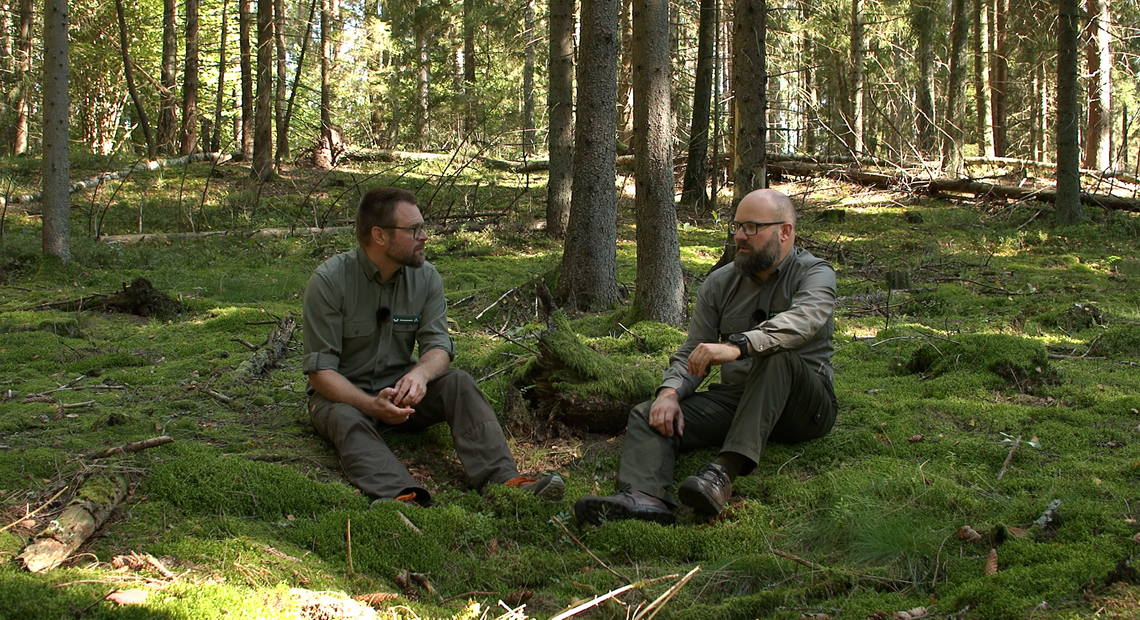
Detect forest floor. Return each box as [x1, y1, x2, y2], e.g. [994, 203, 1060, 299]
[1, 153, 1139, 619]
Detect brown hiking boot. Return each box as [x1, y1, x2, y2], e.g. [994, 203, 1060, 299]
[677, 462, 732, 516]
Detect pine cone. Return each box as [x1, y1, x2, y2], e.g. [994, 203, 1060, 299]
[984, 548, 999, 575]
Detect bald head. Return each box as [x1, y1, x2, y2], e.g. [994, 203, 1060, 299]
[737, 189, 797, 229]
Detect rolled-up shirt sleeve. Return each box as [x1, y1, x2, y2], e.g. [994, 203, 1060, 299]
[742, 262, 836, 357]
[414, 268, 455, 359]
[660, 283, 720, 399]
[302, 270, 344, 374]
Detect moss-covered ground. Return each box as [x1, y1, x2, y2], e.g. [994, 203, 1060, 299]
[1, 154, 1139, 619]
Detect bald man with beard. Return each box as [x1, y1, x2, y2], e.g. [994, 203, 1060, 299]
[575, 189, 838, 525]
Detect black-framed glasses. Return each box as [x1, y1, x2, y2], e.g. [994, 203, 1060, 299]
[386, 224, 430, 237]
[731, 220, 786, 236]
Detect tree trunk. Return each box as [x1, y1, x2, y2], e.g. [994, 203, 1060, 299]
[849, 0, 864, 155]
[546, 0, 575, 238]
[1055, 0, 1082, 224]
[12, 0, 32, 154]
[617, 0, 634, 151]
[463, 0, 477, 138]
[240, 0, 254, 159]
[416, 0, 431, 151]
[283, 0, 317, 162]
[558, 0, 620, 310]
[1084, 0, 1111, 171]
[252, 0, 274, 180]
[942, 0, 969, 176]
[973, 0, 994, 157]
[317, 0, 335, 167]
[522, 0, 536, 155]
[680, 0, 716, 210]
[733, 0, 767, 197]
[42, 0, 70, 262]
[630, 0, 684, 326]
[157, 0, 178, 155]
[212, 0, 229, 153]
[274, 0, 288, 163]
[181, 0, 200, 155]
[115, 0, 156, 159]
[989, 0, 1008, 156]
[911, 0, 936, 159]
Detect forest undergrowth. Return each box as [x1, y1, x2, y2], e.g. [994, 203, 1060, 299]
[1, 155, 1139, 619]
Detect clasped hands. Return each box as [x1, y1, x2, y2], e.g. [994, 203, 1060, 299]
[649, 341, 741, 438]
[364, 371, 428, 425]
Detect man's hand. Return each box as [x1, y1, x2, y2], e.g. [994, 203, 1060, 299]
[649, 389, 684, 437]
[687, 342, 743, 378]
[391, 369, 428, 407]
[366, 388, 416, 425]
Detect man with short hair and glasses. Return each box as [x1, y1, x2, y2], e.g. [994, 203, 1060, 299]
[575, 188, 837, 525]
[303, 186, 563, 507]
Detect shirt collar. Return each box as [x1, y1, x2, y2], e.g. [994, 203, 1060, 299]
[354, 246, 404, 284]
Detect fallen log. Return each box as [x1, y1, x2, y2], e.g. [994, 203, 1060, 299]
[30, 277, 185, 318]
[18, 473, 129, 572]
[97, 225, 353, 244]
[237, 317, 297, 376]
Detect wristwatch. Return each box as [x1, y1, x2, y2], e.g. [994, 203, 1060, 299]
[728, 333, 750, 360]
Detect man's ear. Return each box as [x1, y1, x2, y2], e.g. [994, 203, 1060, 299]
[371, 226, 388, 247]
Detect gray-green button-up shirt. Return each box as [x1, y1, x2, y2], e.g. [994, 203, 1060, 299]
[661, 246, 836, 399]
[302, 247, 454, 393]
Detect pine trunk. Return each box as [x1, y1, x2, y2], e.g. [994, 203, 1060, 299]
[522, 0, 536, 155]
[849, 0, 864, 155]
[1084, 0, 1111, 170]
[42, 0, 70, 262]
[989, 0, 1008, 156]
[12, 0, 32, 154]
[942, 0, 969, 176]
[158, 0, 178, 154]
[680, 0, 716, 210]
[240, 0, 254, 159]
[546, 0, 575, 237]
[1055, 0, 1083, 224]
[912, 0, 936, 159]
[274, 0, 288, 163]
[973, 0, 994, 157]
[181, 0, 200, 155]
[558, 0, 620, 310]
[631, 0, 684, 326]
[252, 0, 274, 179]
[212, 0, 229, 153]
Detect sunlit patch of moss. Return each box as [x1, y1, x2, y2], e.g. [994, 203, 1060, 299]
[1091, 325, 1140, 359]
[146, 444, 364, 519]
[0, 531, 22, 561]
[906, 333, 1048, 386]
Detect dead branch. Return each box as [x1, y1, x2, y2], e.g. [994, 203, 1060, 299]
[236, 317, 297, 376]
[84, 436, 174, 460]
[551, 515, 631, 584]
[996, 435, 1021, 481]
[19, 473, 129, 572]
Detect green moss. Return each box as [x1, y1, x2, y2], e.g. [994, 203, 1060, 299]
[906, 333, 1048, 384]
[541, 311, 659, 400]
[1091, 325, 1140, 359]
[64, 352, 150, 374]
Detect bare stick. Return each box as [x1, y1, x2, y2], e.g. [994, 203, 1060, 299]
[551, 515, 631, 584]
[85, 436, 174, 460]
[996, 435, 1021, 481]
[145, 554, 175, 579]
[548, 583, 637, 620]
[197, 385, 233, 403]
[231, 337, 259, 351]
[397, 511, 422, 535]
[347, 519, 353, 574]
[772, 549, 825, 571]
[632, 566, 701, 620]
[0, 486, 69, 533]
[476, 286, 520, 321]
[76, 587, 118, 617]
[60, 401, 96, 409]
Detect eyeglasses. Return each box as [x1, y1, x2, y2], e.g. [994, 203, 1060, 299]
[387, 224, 430, 237]
[731, 220, 786, 236]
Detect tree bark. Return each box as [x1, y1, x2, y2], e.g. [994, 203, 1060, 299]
[631, 0, 684, 327]
[12, 0, 32, 155]
[317, 0, 335, 167]
[115, 0, 156, 159]
[240, 0, 254, 159]
[283, 0, 318, 161]
[617, 0, 634, 150]
[1055, 0, 1082, 224]
[989, 0, 1008, 156]
[463, 0, 477, 138]
[942, 0, 969, 176]
[1084, 0, 1111, 171]
[181, 0, 200, 155]
[522, 0, 536, 155]
[733, 0, 767, 197]
[558, 0, 621, 310]
[252, 0, 275, 180]
[213, 0, 230, 153]
[416, 0, 431, 150]
[19, 474, 128, 573]
[849, 0, 864, 154]
[274, 0, 288, 164]
[680, 0, 716, 211]
[158, 0, 178, 155]
[546, 0, 575, 238]
[973, 0, 994, 158]
[911, 0, 937, 159]
[42, 0, 70, 262]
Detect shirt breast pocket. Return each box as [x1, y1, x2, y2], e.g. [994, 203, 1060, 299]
[342, 319, 376, 359]
[719, 315, 754, 339]
[391, 317, 420, 352]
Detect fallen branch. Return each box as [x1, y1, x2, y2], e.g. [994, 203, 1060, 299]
[551, 515, 631, 584]
[996, 435, 1021, 481]
[236, 317, 296, 376]
[631, 566, 701, 620]
[548, 583, 638, 620]
[97, 225, 353, 244]
[84, 436, 173, 460]
[19, 473, 129, 572]
[196, 385, 233, 404]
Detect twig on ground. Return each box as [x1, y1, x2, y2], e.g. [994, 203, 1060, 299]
[196, 385, 233, 403]
[84, 436, 173, 460]
[410, 573, 439, 601]
[490, 330, 539, 356]
[397, 511, 422, 535]
[548, 583, 638, 620]
[440, 591, 498, 603]
[996, 435, 1021, 481]
[36, 384, 127, 397]
[231, 337, 259, 351]
[0, 486, 69, 533]
[476, 286, 520, 321]
[551, 516, 631, 584]
[346, 519, 353, 574]
[145, 554, 174, 579]
[75, 587, 117, 618]
[632, 566, 701, 620]
[59, 401, 96, 409]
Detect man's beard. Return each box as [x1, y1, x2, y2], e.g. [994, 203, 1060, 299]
[387, 245, 425, 268]
[734, 233, 781, 276]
